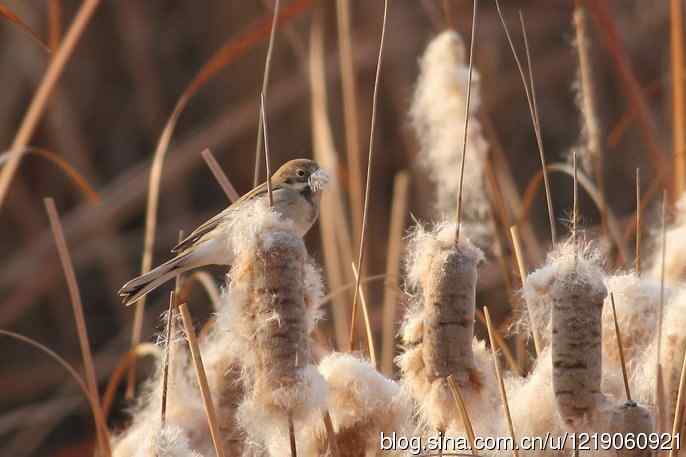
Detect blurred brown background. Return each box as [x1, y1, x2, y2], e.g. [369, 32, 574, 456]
[0, 0, 675, 455]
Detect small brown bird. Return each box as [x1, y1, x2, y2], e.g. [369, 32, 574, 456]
[119, 158, 329, 306]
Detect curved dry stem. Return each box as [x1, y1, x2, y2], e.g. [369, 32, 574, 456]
[101, 343, 160, 419]
[187, 271, 222, 310]
[0, 330, 103, 449]
[0, 147, 100, 203]
[0, 4, 52, 52]
[518, 163, 629, 262]
[0, 0, 100, 212]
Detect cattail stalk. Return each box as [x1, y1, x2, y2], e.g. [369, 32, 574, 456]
[179, 302, 225, 457]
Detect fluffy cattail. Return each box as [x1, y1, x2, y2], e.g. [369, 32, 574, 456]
[113, 314, 217, 457]
[659, 287, 686, 434]
[410, 31, 490, 227]
[398, 223, 498, 433]
[608, 401, 654, 457]
[601, 273, 664, 404]
[219, 204, 327, 456]
[550, 243, 608, 427]
[507, 349, 564, 456]
[314, 353, 413, 456]
[651, 192, 686, 283]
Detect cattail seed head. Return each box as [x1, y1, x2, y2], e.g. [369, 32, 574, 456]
[398, 223, 493, 432]
[550, 245, 607, 428]
[609, 401, 654, 457]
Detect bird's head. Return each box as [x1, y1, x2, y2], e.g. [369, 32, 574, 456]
[273, 159, 329, 194]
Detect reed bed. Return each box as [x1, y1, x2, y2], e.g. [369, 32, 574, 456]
[3, 2, 686, 457]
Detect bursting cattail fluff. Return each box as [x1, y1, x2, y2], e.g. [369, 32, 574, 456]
[608, 402, 654, 457]
[549, 242, 608, 427]
[314, 353, 413, 456]
[219, 203, 327, 456]
[651, 193, 686, 283]
[397, 223, 499, 434]
[410, 31, 490, 229]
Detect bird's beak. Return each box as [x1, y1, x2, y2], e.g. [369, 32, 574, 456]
[309, 169, 330, 193]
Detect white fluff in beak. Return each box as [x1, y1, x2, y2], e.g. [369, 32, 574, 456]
[309, 169, 330, 193]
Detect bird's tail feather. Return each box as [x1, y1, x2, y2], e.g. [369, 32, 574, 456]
[119, 253, 191, 306]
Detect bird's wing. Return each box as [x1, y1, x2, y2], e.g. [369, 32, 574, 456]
[171, 181, 271, 253]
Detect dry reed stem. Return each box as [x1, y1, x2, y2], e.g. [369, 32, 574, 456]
[446, 375, 476, 455]
[48, 0, 62, 50]
[658, 192, 667, 434]
[335, 0, 364, 246]
[483, 306, 519, 457]
[44, 198, 111, 457]
[351, 263, 377, 368]
[179, 302, 225, 457]
[670, 348, 686, 457]
[160, 292, 175, 426]
[322, 411, 341, 457]
[495, 1, 556, 246]
[288, 412, 297, 457]
[0, 146, 100, 203]
[609, 292, 632, 402]
[348, 0, 388, 351]
[0, 4, 52, 52]
[201, 148, 240, 202]
[381, 171, 409, 376]
[572, 151, 578, 246]
[260, 93, 274, 207]
[127, 0, 313, 397]
[0, 0, 100, 212]
[474, 309, 522, 377]
[454, 0, 478, 242]
[309, 6, 354, 350]
[510, 225, 541, 356]
[101, 343, 160, 419]
[673, 0, 686, 195]
[519, 12, 557, 248]
[636, 169, 641, 274]
[321, 274, 389, 306]
[573, 3, 608, 245]
[253, 0, 281, 186]
[186, 271, 222, 310]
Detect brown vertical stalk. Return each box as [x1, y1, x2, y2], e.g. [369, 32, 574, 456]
[381, 171, 410, 376]
[335, 0, 364, 244]
[44, 198, 110, 457]
[672, 0, 686, 196]
[179, 303, 225, 457]
[253, 0, 281, 186]
[351, 263, 377, 367]
[349, 0, 389, 350]
[309, 5, 354, 350]
[610, 293, 632, 402]
[510, 225, 541, 356]
[446, 375, 477, 454]
[483, 307, 519, 457]
[160, 292, 175, 426]
[455, 0, 479, 242]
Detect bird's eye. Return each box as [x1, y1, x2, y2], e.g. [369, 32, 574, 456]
[296, 169, 306, 178]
